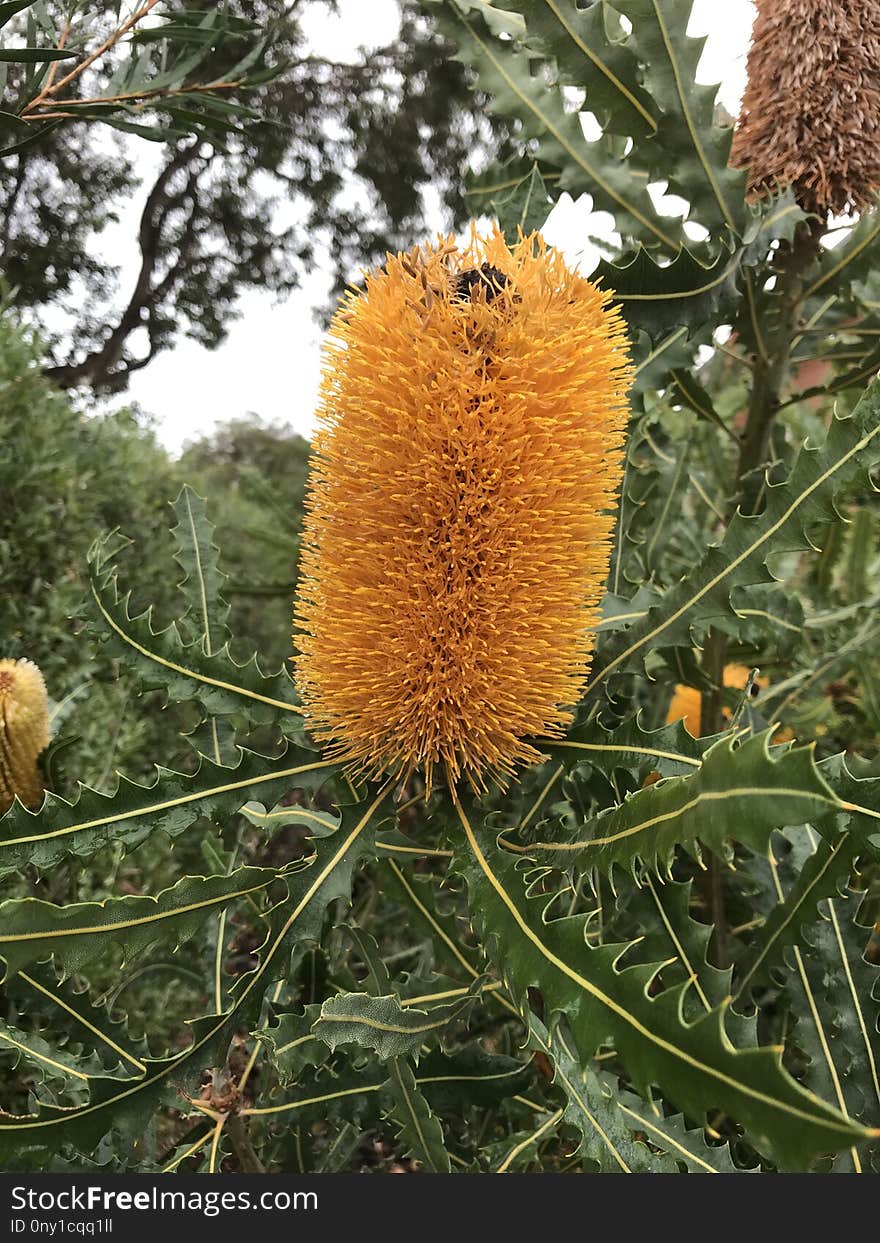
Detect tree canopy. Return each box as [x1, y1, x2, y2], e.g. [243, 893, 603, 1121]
[1, 0, 510, 392]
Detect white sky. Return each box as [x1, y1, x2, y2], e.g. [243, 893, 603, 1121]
[120, 0, 756, 453]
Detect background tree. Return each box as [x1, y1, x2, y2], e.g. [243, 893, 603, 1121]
[0, 313, 310, 788]
[0, 311, 181, 790]
[0, 0, 511, 392]
[178, 416, 311, 668]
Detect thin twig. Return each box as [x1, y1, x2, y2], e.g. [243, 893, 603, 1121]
[226, 1115, 266, 1174]
[42, 79, 244, 109]
[40, 20, 71, 96]
[23, 0, 162, 115]
[22, 79, 245, 123]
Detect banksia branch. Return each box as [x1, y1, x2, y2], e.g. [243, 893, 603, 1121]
[0, 659, 49, 813]
[294, 228, 632, 789]
[731, 0, 880, 215]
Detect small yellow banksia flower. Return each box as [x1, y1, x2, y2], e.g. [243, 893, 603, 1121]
[731, 0, 880, 215]
[294, 228, 633, 788]
[666, 666, 790, 739]
[667, 667, 762, 737]
[0, 659, 49, 814]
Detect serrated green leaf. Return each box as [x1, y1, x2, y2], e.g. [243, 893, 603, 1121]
[0, 866, 282, 979]
[243, 1048, 530, 1134]
[668, 367, 732, 438]
[449, 0, 526, 37]
[170, 485, 237, 766]
[448, 784, 874, 1169]
[610, 1074, 748, 1173]
[802, 211, 880, 307]
[503, 733, 850, 880]
[777, 853, 880, 1172]
[586, 378, 880, 696]
[384, 1057, 451, 1172]
[0, 782, 395, 1166]
[5, 965, 147, 1077]
[493, 0, 658, 138]
[0, 744, 336, 877]
[416, 1045, 533, 1111]
[255, 1004, 328, 1085]
[528, 1017, 669, 1171]
[631, 325, 697, 398]
[631, 875, 736, 1017]
[617, 0, 747, 237]
[735, 831, 860, 1001]
[465, 159, 553, 236]
[537, 711, 708, 783]
[242, 1066, 387, 1131]
[87, 532, 301, 726]
[171, 485, 230, 656]
[532, 1016, 745, 1171]
[0, 1016, 135, 1097]
[725, 583, 805, 645]
[314, 986, 479, 1061]
[437, 0, 683, 250]
[596, 242, 741, 339]
[800, 899, 880, 1134]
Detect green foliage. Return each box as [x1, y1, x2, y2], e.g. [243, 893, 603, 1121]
[0, 317, 312, 792]
[499, 731, 867, 878]
[177, 418, 311, 668]
[0, 1, 513, 391]
[0, 311, 182, 792]
[3, 450, 880, 1170]
[3, 0, 880, 1178]
[0, 2, 277, 151]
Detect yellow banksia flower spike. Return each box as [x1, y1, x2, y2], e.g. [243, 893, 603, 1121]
[666, 666, 793, 743]
[731, 0, 880, 215]
[0, 658, 49, 814]
[294, 227, 633, 790]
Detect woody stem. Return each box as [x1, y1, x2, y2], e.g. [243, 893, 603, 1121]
[700, 216, 824, 966]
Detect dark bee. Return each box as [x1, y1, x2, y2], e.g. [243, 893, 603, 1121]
[452, 263, 509, 302]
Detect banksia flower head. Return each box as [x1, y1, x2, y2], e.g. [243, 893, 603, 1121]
[294, 227, 632, 789]
[730, 0, 880, 215]
[0, 659, 49, 814]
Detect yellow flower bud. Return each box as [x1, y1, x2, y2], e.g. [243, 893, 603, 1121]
[294, 227, 633, 789]
[0, 659, 49, 814]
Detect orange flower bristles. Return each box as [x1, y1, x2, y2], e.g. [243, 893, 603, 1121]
[294, 228, 633, 790]
[0, 659, 49, 814]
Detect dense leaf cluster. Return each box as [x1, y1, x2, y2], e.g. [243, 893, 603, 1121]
[1, 0, 879, 1175]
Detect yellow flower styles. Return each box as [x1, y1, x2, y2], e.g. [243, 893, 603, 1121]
[295, 228, 632, 789]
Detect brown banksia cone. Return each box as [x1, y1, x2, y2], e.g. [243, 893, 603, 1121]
[0, 659, 49, 814]
[730, 0, 880, 215]
[294, 227, 633, 790]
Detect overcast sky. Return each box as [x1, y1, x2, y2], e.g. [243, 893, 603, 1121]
[122, 0, 757, 452]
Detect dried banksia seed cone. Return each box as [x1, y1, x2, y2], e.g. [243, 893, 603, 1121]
[0, 659, 49, 813]
[294, 228, 632, 789]
[730, 0, 880, 215]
